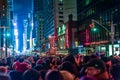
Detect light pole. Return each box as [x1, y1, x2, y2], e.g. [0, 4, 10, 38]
[92, 19, 115, 55]
[5, 32, 7, 57]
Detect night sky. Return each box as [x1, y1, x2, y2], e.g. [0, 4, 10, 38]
[13, 0, 32, 52]
[13, 0, 32, 14]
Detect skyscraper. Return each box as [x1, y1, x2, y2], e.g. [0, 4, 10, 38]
[0, 0, 13, 57]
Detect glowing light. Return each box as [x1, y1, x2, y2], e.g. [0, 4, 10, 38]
[13, 22, 17, 26]
[27, 40, 30, 42]
[3, 33, 10, 37]
[31, 22, 34, 26]
[85, 40, 109, 45]
[49, 35, 52, 38]
[6, 33, 10, 36]
[65, 27, 69, 48]
[92, 28, 97, 32]
[14, 29, 18, 36]
[14, 38, 19, 52]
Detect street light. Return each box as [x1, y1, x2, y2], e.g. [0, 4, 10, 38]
[92, 19, 115, 55]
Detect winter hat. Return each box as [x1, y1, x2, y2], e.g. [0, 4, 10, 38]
[12, 61, 21, 70]
[86, 58, 106, 73]
[34, 64, 44, 71]
[36, 59, 44, 65]
[16, 62, 29, 72]
[63, 54, 75, 64]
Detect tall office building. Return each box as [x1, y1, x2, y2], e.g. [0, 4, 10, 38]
[23, 13, 33, 53]
[53, 0, 77, 54]
[43, 0, 54, 38]
[8, 0, 14, 56]
[23, 19, 27, 52]
[0, 0, 13, 57]
[33, 0, 45, 53]
[54, 0, 77, 28]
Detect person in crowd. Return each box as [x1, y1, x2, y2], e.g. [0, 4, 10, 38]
[9, 62, 30, 80]
[34, 64, 44, 71]
[50, 57, 62, 70]
[79, 55, 98, 78]
[22, 68, 40, 80]
[0, 66, 7, 73]
[12, 57, 24, 70]
[58, 61, 76, 76]
[101, 56, 114, 79]
[36, 58, 44, 66]
[60, 70, 75, 80]
[0, 58, 7, 66]
[80, 75, 97, 80]
[111, 63, 120, 80]
[39, 70, 48, 80]
[45, 70, 63, 80]
[85, 58, 109, 80]
[27, 56, 35, 67]
[0, 73, 11, 80]
[63, 54, 80, 78]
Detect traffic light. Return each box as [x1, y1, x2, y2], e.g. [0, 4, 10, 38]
[92, 27, 97, 32]
[89, 22, 94, 28]
[89, 22, 97, 32]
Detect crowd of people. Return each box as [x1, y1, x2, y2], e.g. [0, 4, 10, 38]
[0, 53, 120, 80]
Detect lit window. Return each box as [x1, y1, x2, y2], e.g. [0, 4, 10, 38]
[59, 0, 63, 2]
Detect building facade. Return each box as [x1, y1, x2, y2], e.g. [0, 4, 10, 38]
[0, 0, 13, 57]
[33, 0, 55, 53]
[77, 0, 120, 55]
[33, 0, 45, 53]
[54, 0, 77, 55]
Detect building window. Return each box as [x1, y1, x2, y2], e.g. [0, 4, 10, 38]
[58, 3, 63, 6]
[59, 16, 63, 18]
[59, 20, 64, 23]
[59, 0, 63, 3]
[59, 12, 63, 14]
[85, 0, 92, 6]
[58, 7, 63, 10]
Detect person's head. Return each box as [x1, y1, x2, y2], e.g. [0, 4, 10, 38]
[36, 59, 44, 66]
[39, 70, 48, 80]
[2, 58, 7, 63]
[60, 70, 74, 80]
[0, 66, 7, 73]
[15, 62, 30, 72]
[27, 57, 35, 63]
[0, 73, 11, 80]
[34, 64, 44, 71]
[63, 54, 75, 64]
[22, 68, 40, 80]
[45, 70, 63, 80]
[58, 61, 75, 75]
[85, 58, 106, 76]
[101, 56, 112, 67]
[111, 64, 120, 80]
